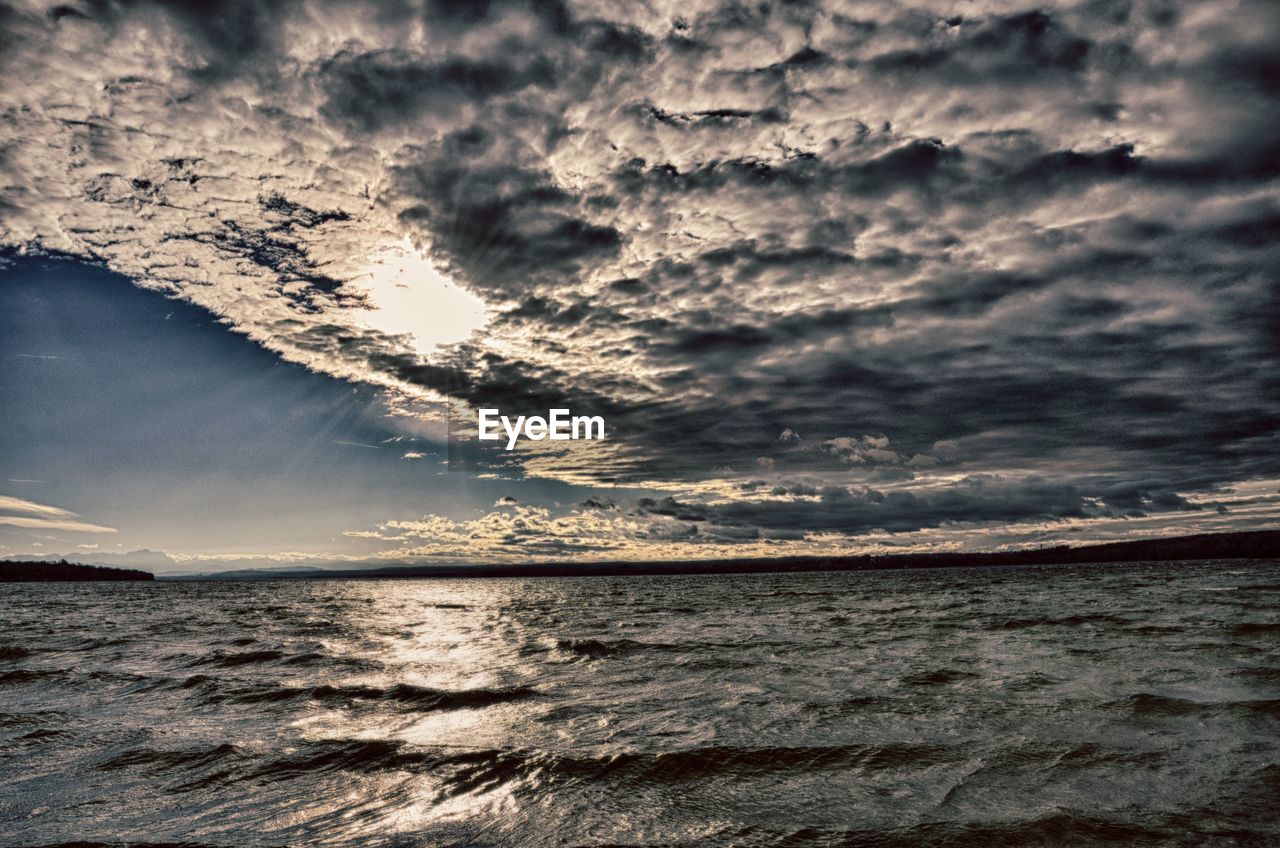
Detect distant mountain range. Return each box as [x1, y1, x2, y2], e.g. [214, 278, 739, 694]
[10, 529, 1279, 581]
[4, 549, 178, 572]
[174, 529, 1280, 580]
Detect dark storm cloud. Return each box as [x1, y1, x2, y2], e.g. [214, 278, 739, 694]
[868, 11, 1095, 77]
[2, 0, 1279, 551]
[319, 51, 561, 132]
[636, 474, 1209, 537]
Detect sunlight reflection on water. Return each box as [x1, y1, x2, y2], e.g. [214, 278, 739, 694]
[1, 563, 1279, 846]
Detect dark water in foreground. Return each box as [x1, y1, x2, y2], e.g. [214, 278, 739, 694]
[2, 561, 1279, 847]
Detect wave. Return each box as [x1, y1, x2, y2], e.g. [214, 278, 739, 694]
[226, 682, 538, 711]
[18, 727, 66, 741]
[188, 649, 289, 667]
[555, 638, 677, 659]
[98, 742, 249, 773]
[0, 668, 64, 685]
[1113, 692, 1280, 717]
[129, 673, 222, 697]
[282, 651, 335, 665]
[180, 648, 376, 676]
[185, 648, 352, 668]
[0, 727, 68, 753]
[63, 636, 134, 652]
[612, 743, 959, 781]
[903, 669, 978, 686]
[95, 738, 961, 796]
[554, 636, 806, 661]
[804, 695, 904, 716]
[957, 741, 1162, 778]
[1054, 742, 1164, 768]
[1116, 692, 1212, 715]
[1232, 621, 1280, 636]
[1235, 666, 1280, 682]
[250, 739, 425, 781]
[0, 644, 33, 662]
[992, 613, 1129, 630]
[938, 743, 1165, 810]
[535, 704, 604, 723]
[1003, 671, 1065, 691]
[738, 810, 1225, 848]
[137, 672, 536, 713]
[0, 709, 68, 728]
[1237, 582, 1280, 592]
[438, 742, 951, 785]
[1129, 624, 1183, 635]
[180, 673, 219, 690]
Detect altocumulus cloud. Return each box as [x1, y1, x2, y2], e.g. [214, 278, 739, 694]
[1, 0, 1279, 554]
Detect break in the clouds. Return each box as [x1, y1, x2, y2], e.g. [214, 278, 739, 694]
[1, 0, 1278, 560]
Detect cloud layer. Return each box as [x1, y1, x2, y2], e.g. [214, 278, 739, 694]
[2, 0, 1278, 555]
[0, 495, 116, 534]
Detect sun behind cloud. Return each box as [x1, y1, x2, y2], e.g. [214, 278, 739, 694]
[353, 239, 489, 354]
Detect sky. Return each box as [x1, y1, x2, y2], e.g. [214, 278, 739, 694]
[1, 0, 1278, 570]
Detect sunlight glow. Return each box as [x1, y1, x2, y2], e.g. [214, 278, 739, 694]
[355, 239, 489, 354]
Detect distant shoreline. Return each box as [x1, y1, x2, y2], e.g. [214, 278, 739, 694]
[171, 529, 1280, 581]
[0, 560, 155, 582]
[6, 530, 1278, 583]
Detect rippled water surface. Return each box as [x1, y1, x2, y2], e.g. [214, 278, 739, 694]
[2, 560, 1279, 847]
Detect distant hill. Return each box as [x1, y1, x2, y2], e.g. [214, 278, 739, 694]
[3, 549, 176, 572]
[0, 559, 155, 582]
[177, 529, 1280, 580]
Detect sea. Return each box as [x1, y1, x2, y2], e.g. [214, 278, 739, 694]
[1, 559, 1278, 847]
